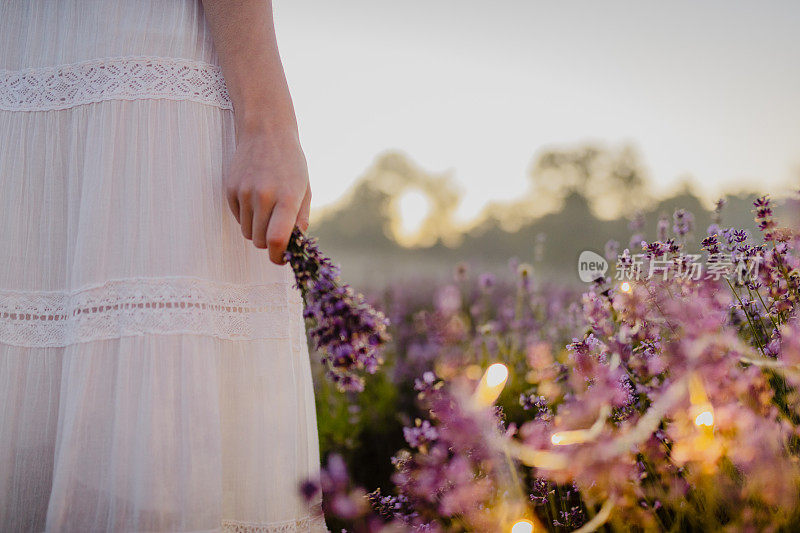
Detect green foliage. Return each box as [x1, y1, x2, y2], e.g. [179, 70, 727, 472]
[313, 356, 406, 491]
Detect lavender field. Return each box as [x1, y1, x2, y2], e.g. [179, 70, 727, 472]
[296, 194, 800, 532]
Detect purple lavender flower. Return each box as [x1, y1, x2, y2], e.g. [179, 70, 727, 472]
[754, 195, 777, 241]
[434, 284, 461, 315]
[285, 227, 390, 392]
[403, 420, 439, 449]
[529, 478, 551, 506]
[629, 211, 645, 233]
[299, 479, 320, 501]
[629, 233, 645, 251]
[291, 195, 800, 532]
[368, 488, 417, 524]
[672, 208, 694, 238]
[477, 273, 496, 294]
[657, 214, 670, 242]
[519, 394, 553, 422]
[414, 371, 438, 392]
[701, 234, 721, 256]
[553, 506, 586, 529]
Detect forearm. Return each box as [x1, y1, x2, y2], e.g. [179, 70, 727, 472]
[201, 0, 298, 141]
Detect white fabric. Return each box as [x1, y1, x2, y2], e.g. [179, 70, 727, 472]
[0, 56, 232, 112]
[0, 1, 328, 532]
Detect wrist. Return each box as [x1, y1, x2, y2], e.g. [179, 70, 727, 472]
[234, 109, 299, 145]
[234, 119, 302, 153]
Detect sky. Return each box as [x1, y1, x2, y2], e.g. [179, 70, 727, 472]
[273, 1, 800, 224]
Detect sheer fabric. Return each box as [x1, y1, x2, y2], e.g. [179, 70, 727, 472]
[0, 1, 328, 531]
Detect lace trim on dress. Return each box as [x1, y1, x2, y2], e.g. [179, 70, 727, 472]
[221, 502, 329, 533]
[0, 276, 303, 347]
[0, 56, 232, 112]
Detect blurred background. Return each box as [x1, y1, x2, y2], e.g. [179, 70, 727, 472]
[269, 4, 800, 527]
[273, 0, 800, 285]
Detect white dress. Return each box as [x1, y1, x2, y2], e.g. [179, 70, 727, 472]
[0, 2, 328, 532]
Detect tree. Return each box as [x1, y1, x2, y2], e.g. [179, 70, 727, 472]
[528, 143, 651, 219]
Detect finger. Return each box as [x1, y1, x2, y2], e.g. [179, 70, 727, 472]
[266, 202, 298, 265]
[295, 185, 312, 232]
[251, 197, 274, 249]
[238, 193, 254, 240]
[226, 189, 240, 224]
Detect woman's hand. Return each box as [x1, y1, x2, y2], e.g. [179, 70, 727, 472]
[224, 131, 311, 265]
[201, 0, 309, 265]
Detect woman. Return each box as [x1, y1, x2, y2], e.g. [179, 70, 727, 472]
[0, 1, 329, 531]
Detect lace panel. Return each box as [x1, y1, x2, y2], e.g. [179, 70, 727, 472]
[0, 56, 232, 112]
[0, 276, 303, 347]
[221, 502, 329, 533]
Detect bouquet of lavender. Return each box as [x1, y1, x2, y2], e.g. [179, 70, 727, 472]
[284, 227, 390, 392]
